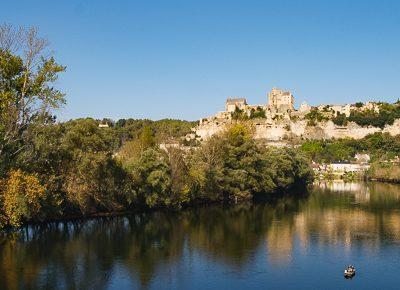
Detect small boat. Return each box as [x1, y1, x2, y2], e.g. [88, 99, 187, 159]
[344, 265, 356, 278]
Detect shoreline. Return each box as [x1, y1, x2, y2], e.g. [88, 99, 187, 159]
[2, 178, 397, 231]
[1, 187, 311, 231]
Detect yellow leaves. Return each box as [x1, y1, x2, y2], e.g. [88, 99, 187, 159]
[179, 185, 192, 204]
[0, 169, 46, 227]
[225, 123, 253, 145]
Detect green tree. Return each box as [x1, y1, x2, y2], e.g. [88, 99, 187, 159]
[300, 140, 324, 161]
[167, 147, 191, 204]
[0, 25, 66, 172]
[128, 148, 172, 208]
[188, 124, 313, 202]
[139, 126, 156, 151]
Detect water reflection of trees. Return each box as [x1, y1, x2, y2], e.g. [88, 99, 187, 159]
[1, 182, 400, 289]
[0, 215, 186, 289]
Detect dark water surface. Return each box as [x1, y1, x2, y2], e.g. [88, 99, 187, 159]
[2, 182, 400, 290]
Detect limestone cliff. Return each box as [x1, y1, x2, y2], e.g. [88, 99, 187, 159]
[189, 118, 400, 143]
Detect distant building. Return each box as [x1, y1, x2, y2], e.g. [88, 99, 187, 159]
[98, 123, 109, 128]
[326, 163, 369, 173]
[225, 98, 247, 112]
[267, 88, 295, 112]
[354, 153, 371, 164]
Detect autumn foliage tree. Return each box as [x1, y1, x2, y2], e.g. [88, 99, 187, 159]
[0, 170, 46, 227]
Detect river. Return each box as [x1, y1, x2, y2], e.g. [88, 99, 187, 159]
[1, 182, 400, 289]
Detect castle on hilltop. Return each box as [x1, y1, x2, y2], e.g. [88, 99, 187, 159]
[190, 87, 399, 143]
[225, 87, 294, 114]
[215, 87, 305, 122]
[214, 87, 380, 122]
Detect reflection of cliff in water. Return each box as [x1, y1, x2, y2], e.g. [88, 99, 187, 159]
[1, 182, 400, 289]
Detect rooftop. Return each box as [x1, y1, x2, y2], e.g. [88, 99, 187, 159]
[226, 98, 247, 104]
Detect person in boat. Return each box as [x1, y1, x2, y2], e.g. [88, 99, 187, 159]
[344, 265, 356, 277]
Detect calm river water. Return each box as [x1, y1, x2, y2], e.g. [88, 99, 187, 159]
[1, 182, 400, 289]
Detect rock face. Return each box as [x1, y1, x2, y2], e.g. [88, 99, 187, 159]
[191, 119, 400, 142]
[383, 119, 400, 136]
[195, 120, 227, 140]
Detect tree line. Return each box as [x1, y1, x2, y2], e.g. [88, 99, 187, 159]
[300, 132, 400, 163]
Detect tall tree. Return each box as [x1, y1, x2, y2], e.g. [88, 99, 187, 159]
[0, 24, 66, 171]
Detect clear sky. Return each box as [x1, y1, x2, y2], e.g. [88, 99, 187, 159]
[1, 0, 399, 121]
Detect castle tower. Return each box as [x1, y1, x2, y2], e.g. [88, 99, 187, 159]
[267, 88, 295, 112]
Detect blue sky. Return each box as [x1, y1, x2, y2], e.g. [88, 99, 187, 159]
[1, 0, 399, 121]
